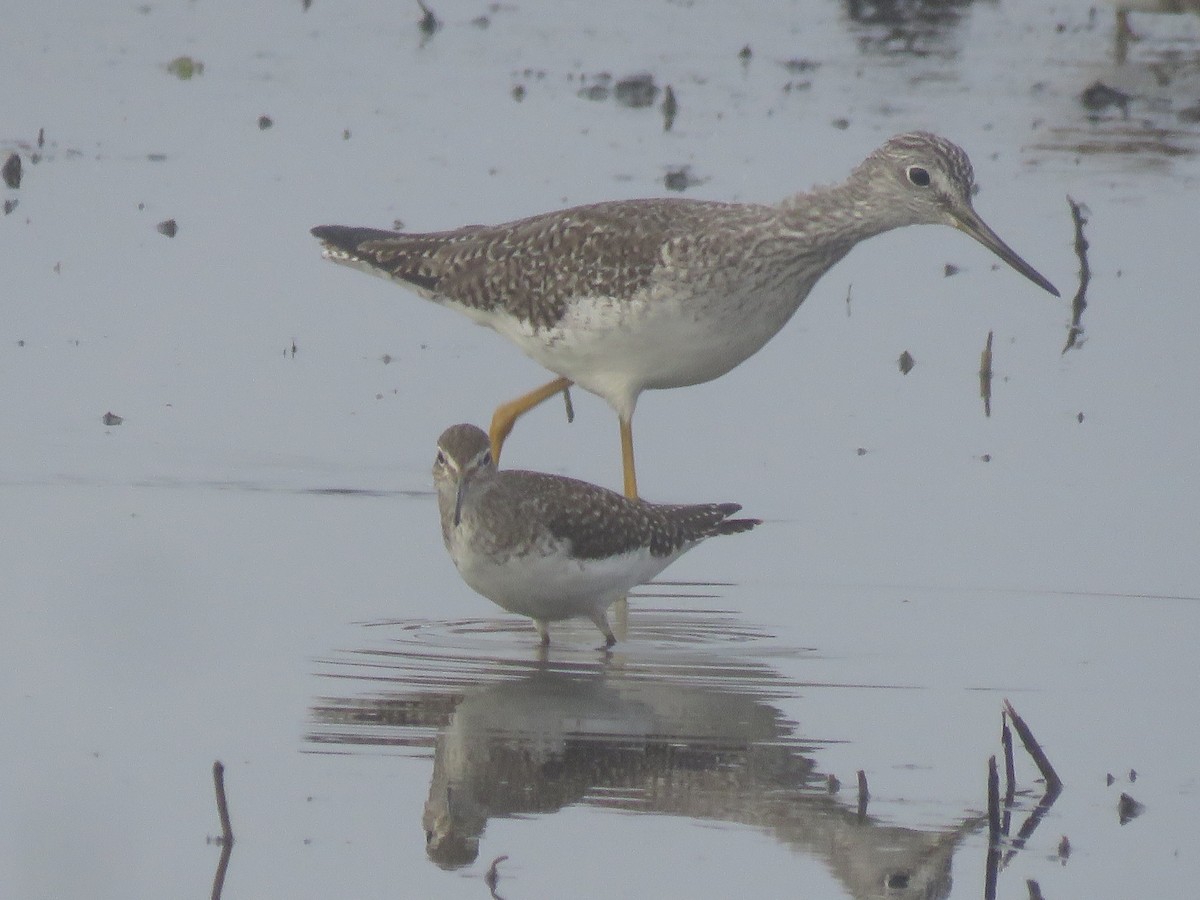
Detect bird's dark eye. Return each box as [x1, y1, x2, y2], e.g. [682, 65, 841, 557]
[435, 450, 446, 466]
[481, 451, 493, 467]
[906, 165, 931, 187]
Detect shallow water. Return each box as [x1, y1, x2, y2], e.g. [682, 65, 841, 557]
[3, 1, 1199, 897]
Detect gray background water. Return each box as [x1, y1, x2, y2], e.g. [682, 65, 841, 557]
[4, 1, 1198, 897]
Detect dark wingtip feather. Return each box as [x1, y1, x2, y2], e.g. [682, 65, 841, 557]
[310, 224, 398, 252]
[717, 517, 761, 536]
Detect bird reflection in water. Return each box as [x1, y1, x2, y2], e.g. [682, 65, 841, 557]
[308, 617, 985, 898]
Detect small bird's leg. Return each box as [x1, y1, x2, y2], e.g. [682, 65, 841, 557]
[489, 376, 573, 463]
[534, 619, 551, 647]
[562, 386, 575, 423]
[591, 610, 617, 649]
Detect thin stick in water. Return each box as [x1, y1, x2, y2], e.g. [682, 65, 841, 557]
[1004, 699, 1063, 794]
[1002, 712, 1016, 805]
[1062, 196, 1090, 354]
[213, 760, 234, 846]
[987, 755, 1001, 843]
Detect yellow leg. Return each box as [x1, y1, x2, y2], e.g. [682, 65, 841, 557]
[620, 415, 638, 499]
[489, 376, 573, 463]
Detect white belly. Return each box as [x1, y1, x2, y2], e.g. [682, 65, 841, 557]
[455, 276, 808, 419]
[451, 540, 678, 623]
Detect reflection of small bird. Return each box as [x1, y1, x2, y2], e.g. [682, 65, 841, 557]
[313, 132, 1058, 500]
[432, 424, 759, 648]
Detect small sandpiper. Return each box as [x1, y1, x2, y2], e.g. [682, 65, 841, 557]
[432, 423, 759, 648]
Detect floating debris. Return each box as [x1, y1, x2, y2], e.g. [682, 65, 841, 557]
[257, 114, 273, 130]
[2, 153, 21, 189]
[157, 218, 178, 238]
[1080, 81, 1130, 115]
[3, 198, 16, 215]
[417, 0, 441, 39]
[613, 72, 659, 108]
[577, 72, 611, 102]
[661, 85, 677, 131]
[166, 56, 204, 79]
[664, 165, 701, 192]
[738, 44, 752, 65]
[831, 117, 850, 130]
[1118, 792, 1145, 825]
[780, 58, 819, 73]
[511, 84, 526, 102]
[979, 330, 994, 418]
[1058, 834, 1071, 862]
[897, 349, 915, 374]
[102, 412, 124, 426]
[943, 262, 960, 277]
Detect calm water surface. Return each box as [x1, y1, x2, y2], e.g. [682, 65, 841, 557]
[3, 1, 1199, 897]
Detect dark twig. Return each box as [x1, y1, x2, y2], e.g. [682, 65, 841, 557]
[1002, 712, 1016, 805]
[1062, 196, 1090, 354]
[210, 761, 234, 900]
[856, 769, 869, 821]
[987, 755, 1001, 843]
[1002, 712, 1015, 835]
[213, 761, 234, 846]
[1027, 878, 1046, 900]
[1004, 700, 1063, 795]
[485, 854, 509, 900]
[984, 842, 1000, 900]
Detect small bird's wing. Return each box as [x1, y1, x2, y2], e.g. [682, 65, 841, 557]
[502, 472, 758, 560]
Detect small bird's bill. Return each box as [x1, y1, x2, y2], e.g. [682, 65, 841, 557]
[454, 481, 467, 527]
[952, 208, 1060, 298]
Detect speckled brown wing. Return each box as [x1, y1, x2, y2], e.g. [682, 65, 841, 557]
[497, 470, 759, 560]
[312, 199, 734, 330]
